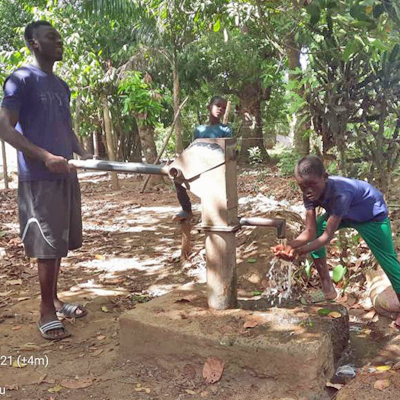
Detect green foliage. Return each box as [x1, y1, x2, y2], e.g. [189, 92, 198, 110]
[333, 264, 347, 283]
[118, 71, 163, 127]
[303, 259, 312, 279]
[248, 147, 264, 166]
[277, 150, 299, 177]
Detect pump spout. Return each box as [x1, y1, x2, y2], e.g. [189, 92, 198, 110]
[239, 217, 286, 239]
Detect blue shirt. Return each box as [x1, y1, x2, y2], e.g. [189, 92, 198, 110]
[303, 176, 388, 222]
[193, 124, 232, 140]
[1, 65, 75, 181]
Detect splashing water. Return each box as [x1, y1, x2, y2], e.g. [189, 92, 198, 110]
[278, 238, 287, 248]
[263, 251, 294, 305]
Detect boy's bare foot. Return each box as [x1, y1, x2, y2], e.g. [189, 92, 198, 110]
[320, 277, 337, 300]
[323, 289, 338, 300]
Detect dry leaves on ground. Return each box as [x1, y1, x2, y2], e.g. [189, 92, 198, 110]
[60, 377, 93, 389]
[374, 379, 390, 390]
[203, 357, 224, 384]
[243, 320, 258, 329]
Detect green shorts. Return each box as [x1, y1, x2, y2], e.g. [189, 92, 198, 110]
[18, 176, 82, 259]
[311, 213, 400, 293]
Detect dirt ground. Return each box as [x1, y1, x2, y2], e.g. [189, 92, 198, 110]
[0, 169, 400, 400]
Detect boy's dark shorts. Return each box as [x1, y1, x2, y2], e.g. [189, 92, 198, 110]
[18, 176, 82, 259]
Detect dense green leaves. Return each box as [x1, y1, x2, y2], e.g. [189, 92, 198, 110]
[118, 71, 163, 127]
[0, 0, 399, 173]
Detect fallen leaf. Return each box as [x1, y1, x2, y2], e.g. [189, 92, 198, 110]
[97, 335, 106, 341]
[376, 365, 391, 372]
[247, 258, 257, 263]
[329, 311, 342, 319]
[243, 320, 258, 329]
[374, 379, 390, 390]
[326, 381, 343, 390]
[200, 391, 209, 398]
[95, 254, 105, 260]
[48, 384, 63, 393]
[12, 325, 22, 331]
[203, 357, 225, 384]
[17, 297, 30, 302]
[12, 360, 27, 368]
[6, 279, 22, 286]
[101, 306, 109, 313]
[175, 294, 197, 303]
[37, 373, 47, 384]
[134, 387, 151, 393]
[8, 238, 21, 245]
[393, 361, 400, 370]
[183, 364, 196, 379]
[91, 349, 104, 357]
[186, 389, 196, 395]
[318, 308, 331, 316]
[4, 384, 18, 390]
[60, 377, 93, 389]
[20, 343, 41, 351]
[0, 291, 12, 297]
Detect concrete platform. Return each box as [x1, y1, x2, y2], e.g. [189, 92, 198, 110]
[120, 284, 349, 399]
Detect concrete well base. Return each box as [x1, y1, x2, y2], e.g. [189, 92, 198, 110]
[120, 284, 349, 399]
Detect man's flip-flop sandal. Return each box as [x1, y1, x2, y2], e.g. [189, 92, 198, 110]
[37, 320, 71, 341]
[301, 289, 338, 304]
[56, 303, 88, 319]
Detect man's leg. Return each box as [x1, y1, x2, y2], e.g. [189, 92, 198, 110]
[52, 258, 85, 317]
[38, 259, 67, 339]
[310, 213, 337, 299]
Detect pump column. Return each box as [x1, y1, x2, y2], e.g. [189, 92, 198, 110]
[198, 138, 239, 310]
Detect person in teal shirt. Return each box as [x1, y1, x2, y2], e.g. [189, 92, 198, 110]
[173, 96, 232, 221]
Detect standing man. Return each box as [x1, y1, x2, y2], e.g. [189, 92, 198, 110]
[0, 21, 89, 340]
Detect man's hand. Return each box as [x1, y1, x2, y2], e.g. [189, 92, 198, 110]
[271, 243, 297, 261]
[44, 154, 70, 174]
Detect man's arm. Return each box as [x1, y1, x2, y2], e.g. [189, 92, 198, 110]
[0, 108, 70, 174]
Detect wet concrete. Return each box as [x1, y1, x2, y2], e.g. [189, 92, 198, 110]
[120, 283, 349, 400]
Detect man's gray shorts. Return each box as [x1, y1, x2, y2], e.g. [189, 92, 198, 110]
[18, 176, 82, 259]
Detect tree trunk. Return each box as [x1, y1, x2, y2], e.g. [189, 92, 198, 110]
[172, 52, 184, 155]
[101, 94, 120, 190]
[237, 81, 269, 163]
[74, 92, 81, 138]
[1, 140, 8, 189]
[137, 122, 164, 186]
[82, 135, 92, 154]
[129, 131, 142, 162]
[93, 131, 99, 158]
[286, 33, 310, 157]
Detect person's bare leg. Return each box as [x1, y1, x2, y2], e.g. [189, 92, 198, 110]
[52, 259, 85, 316]
[313, 257, 337, 299]
[38, 259, 66, 338]
[395, 293, 400, 327]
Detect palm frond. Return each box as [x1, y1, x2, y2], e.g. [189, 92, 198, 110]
[83, 0, 142, 20]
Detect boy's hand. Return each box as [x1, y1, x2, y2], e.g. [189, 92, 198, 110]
[271, 244, 297, 261]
